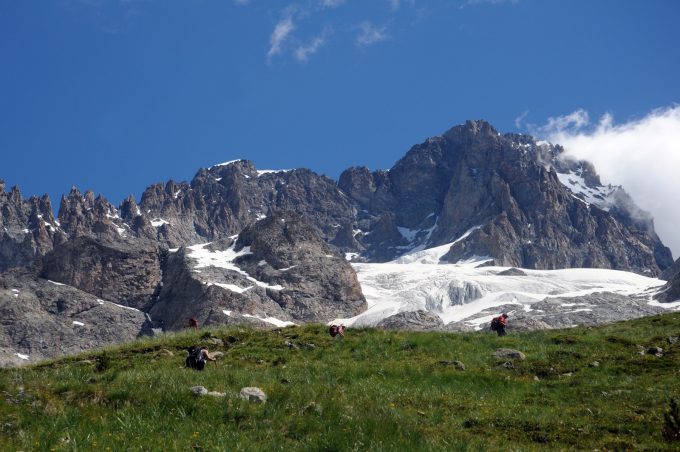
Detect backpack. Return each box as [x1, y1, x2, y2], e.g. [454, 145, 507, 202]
[329, 325, 339, 337]
[186, 346, 205, 371]
[490, 317, 500, 331]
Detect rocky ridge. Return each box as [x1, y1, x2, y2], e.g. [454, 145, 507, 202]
[0, 119, 677, 365]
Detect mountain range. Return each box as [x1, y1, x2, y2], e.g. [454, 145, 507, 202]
[1, 120, 678, 366]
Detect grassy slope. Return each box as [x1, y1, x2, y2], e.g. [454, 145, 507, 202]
[1, 313, 679, 451]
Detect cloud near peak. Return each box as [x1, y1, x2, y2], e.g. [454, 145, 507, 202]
[356, 22, 389, 46]
[535, 105, 680, 259]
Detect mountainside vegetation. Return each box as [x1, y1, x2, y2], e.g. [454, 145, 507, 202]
[2, 313, 680, 450]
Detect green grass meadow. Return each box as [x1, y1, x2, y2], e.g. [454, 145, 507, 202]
[2, 313, 680, 451]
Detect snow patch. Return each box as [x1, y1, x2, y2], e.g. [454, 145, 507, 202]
[257, 169, 292, 176]
[187, 243, 283, 291]
[72, 321, 85, 326]
[648, 298, 680, 309]
[15, 353, 29, 360]
[209, 282, 252, 294]
[556, 169, 619, 211]
[223, 310, 232, 316]
[345, 252, 359, 261]
[48, 280, 65, 286]
[393, 225, 481, 265]
[242, 314, 296, 327]
[151, 218, 170, 227]
[210, 159, 243, 169]
[96, 298, 142, 312]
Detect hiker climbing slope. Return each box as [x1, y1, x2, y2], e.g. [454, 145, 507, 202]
[490, 313, 508, 337]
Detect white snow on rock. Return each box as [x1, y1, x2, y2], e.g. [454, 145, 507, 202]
[242, 314, 296, 327]
[48, 280, 65, 286]
[15, 353, 29, 360]
[257, 169, 292, 176]
[345, 252, 359, 261]
[151, 218, 170, 227]
[331, 259, 666, 328]
[96, 299, 142, 312]
[209, 282, 252, 294]
[555, 169, 618, 210]
[210, 159, 243, 169]
[394, 226, 483, 265]
[72, 321, 85, 326]
[187, 243, 283, 291]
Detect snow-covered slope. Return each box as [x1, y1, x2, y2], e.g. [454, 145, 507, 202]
[332, 245, 678, 330]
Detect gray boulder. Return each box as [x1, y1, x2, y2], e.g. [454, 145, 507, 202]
[239, 387, 267, 403]
[493, 348, 526, 361]
[377, 310, 444, 331]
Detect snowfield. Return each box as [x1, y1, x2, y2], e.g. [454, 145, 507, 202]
[332, 248, 671, 328]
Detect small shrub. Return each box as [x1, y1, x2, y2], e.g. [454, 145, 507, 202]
[95, 354, 111, 373]
[551, 335, 579, 345]
[663, 398, 680, 442]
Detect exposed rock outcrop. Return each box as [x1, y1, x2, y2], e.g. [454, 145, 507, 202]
[41, 236, 162, 310]
[340, 120, 672, 276]
[0, 181, 64, 272]
[656, 257, 680, 303]
[148, 211, 366, 330]
[0, 270, 149, 367]
[376, 310, 444, 331]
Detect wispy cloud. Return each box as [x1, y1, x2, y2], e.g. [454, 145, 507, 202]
[233, 0, 251, 5]
[388, 0, 416, 10]
[294, 27, 332, 62]
[356, 22, 389, 46]
[514, 110, 529, 129]
[320, 0, 346, 8]
[536, 105, 680, 258]
[464, 0, 519, 6]
[267, 15, 295, 62]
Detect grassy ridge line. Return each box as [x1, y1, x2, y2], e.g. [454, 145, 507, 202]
[1, 313, 679, 451]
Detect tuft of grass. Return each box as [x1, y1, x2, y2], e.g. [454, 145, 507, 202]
[1, 313, 679, 450]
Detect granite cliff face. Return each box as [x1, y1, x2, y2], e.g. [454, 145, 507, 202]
[0, 181, 65, 272]
[339, 121, 672, 275]
[655, 257, 680, 303]
[0, 269, 150, 367]
[147, 210, 366, 330]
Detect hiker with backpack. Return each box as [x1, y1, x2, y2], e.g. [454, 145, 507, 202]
[490, 313, 508, 337]
[329, 324, 345, 338]
[185, 346, 216, 371]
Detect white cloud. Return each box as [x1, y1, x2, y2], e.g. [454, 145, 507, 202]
[356, 22, 389, 46]
[267, 16, 295, 62]
[536, 105, 680, 259]
[320, 0, 345, 8]
[388, 0, 415, 10]
[464, 0, 518, 5]
[294, 27, 332, 62]
[514, 109, 529, 129]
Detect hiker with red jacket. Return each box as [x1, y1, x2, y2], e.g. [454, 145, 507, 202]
[329, 324, 345, 338]
[490, 313, 508, 336]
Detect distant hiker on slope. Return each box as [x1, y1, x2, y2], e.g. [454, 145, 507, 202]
[188, 317, 199, 328]
[329, 324, 345, 338]
[490, 313, 508, 337]
[186, 346, 216, 371]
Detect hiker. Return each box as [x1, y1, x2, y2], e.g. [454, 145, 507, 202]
[186, 346, 216, 371]
[329, 324, 345, 338]
[188, 317, 199, 328]
[490, 313, 508, 337]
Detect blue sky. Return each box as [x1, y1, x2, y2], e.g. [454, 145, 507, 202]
[1, 0, 679, 213]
